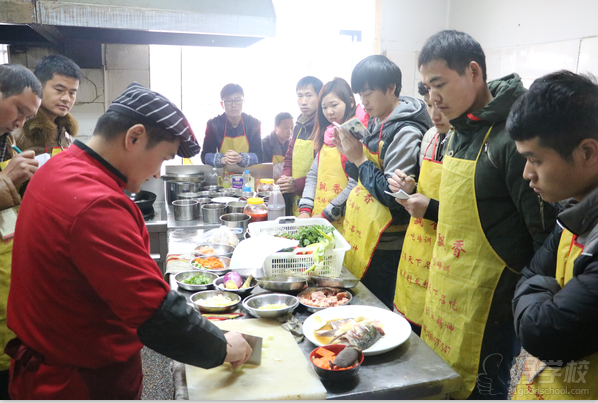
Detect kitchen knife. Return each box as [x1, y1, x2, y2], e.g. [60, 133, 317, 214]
[223, 331, 262, 365]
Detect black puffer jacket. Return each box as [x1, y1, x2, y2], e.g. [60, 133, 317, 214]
[513, 186, 598, 364]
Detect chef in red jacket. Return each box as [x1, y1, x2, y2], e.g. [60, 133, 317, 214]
[4, 83, 251, 399]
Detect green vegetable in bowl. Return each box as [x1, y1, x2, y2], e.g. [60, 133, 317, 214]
[182, 275, 211, 285]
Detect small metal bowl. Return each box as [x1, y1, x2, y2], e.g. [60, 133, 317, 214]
[196, 191, 212, 198]
[190, 256, 231, 276]
[297, 287, 353, 312]
[218, 189, 240, 198]
[202, 185, 223, 192]
[213, 274, 257, 298]
[190, 290, 241, 313]
[194, 243, 235, 258]
[242, 293, 299, 318]
[255, 276, 308, 292]
[310, 344, 364, 381]
[309, 276, 360, 289]
[174, 270, 218, 292]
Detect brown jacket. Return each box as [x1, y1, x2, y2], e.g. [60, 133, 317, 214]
[14, 111, 78, 156]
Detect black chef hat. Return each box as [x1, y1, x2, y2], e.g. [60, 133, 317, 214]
[108, 82, 200, 158]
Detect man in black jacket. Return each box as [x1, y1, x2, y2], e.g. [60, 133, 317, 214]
[508, 70, 598, 400]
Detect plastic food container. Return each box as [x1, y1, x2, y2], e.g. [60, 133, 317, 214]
[247, 217, 350, 277]
[257, 178, 274, 195]
[243, 197, 268, 223]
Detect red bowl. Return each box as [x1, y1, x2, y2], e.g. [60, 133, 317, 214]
[309, 344, 364, 381]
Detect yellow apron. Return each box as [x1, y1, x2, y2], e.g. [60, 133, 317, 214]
[513, 229, 598, 400]
[342, 138, 393, 279]
[291, 138, 315, 216]
[0, 209, 16, 371]
[312, 145, 348, 232]
[421, 127, 507, 399]
[220, 118, 249, 154]
[394, 157, 443, 325]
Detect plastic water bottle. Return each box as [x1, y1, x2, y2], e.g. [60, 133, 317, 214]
[268, 185, 286, 221]
[242, 170, 253, 192]
[207, 167, 218, 186]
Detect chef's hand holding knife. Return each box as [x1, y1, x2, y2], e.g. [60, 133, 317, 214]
[388, 168, 429, 219]
[224, 332, 252, 369]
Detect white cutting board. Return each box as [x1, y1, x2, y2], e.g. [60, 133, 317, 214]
[185, 319, 327, 400]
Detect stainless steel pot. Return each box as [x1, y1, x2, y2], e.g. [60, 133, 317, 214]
[220, 213, 251, 238]
[196, 197, 212, 217]
[177, 192, 201, 200]
[202, 203, 227, 224]
[164, 179, 204, 205]
[172, 199, 200, 221]
[227, 200, 247, 214]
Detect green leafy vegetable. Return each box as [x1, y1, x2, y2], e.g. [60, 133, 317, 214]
[276, 225, 334, 247]
[182, 275, 211, 285]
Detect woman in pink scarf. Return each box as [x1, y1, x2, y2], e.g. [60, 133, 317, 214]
[298, 77, 368, 233]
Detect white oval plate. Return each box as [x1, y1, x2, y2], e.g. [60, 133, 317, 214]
[302, 305, 411, 356]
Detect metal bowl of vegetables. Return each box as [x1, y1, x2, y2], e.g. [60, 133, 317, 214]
[242, 293, 299, 319]
[194, 243, 235, 258]
[255, 276, 308, 292]
[190, 290, 241, 313]
[174, 270, 219, 292]
[213, 273, 257, 298]
[190, 256, 231, 276]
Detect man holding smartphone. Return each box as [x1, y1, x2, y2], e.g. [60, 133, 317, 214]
[333, 55, 431, 309]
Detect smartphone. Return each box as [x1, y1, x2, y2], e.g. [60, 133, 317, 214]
[333, 118, 371, 140]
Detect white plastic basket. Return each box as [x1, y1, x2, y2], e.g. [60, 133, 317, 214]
[248, 217, 350, 277]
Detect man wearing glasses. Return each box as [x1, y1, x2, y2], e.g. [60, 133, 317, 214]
[201, 83, 262, 167]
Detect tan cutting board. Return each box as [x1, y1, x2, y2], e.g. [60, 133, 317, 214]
[185, 319, 327, 400]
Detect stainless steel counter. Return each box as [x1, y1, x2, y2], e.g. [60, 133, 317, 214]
[169, 272, 461, 400]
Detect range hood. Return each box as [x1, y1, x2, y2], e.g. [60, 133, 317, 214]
[0, 0, 276, 48]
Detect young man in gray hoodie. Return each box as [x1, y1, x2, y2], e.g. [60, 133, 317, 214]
[334, 55, 432, 309]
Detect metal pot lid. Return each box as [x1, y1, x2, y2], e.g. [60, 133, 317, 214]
[161, 173, 205, 182]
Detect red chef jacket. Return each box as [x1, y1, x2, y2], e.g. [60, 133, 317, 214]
[6, 141, 170, 399]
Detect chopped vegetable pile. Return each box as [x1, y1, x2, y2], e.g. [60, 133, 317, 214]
[311, 346, 359, 370]
[195, 246, 216, 255]
[198, 294, 236, 307]
[181, 275, 211, 285]
[276, 225, 334, 247]
[258, 303, 288, 310]
[192, 256, 225, 270]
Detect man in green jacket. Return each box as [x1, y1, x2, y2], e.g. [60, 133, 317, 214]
[394, 30, 556, 399]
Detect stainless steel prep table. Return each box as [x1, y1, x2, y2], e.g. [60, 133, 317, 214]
[169, 272, 461, 400]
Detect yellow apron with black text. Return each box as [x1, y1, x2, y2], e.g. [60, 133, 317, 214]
[313, 145, 348, 232]
[394, 157, 442, 324]
[342, 144, 393, 279]
[220, 118, 249, 154]
[513, 229, 598, 400]
[291, 138, 315, 216]
[0, 211, 16, 371]
[421, 127, 507, 399]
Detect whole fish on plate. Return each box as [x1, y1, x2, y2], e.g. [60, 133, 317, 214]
[330, 320, 385, 351]
[315, 318, 357, 337]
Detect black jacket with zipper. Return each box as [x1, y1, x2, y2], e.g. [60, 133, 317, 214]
[445, 73, 556, 324]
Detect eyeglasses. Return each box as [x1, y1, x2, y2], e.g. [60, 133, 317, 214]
[223, 98, 244, 106]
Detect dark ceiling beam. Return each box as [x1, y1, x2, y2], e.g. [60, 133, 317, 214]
[28, 24, 65, 48]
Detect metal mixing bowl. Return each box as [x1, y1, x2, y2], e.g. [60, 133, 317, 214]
[255, 276, 308, 292]
[194, 243, 235, 258]
[190, 290, 241, 313]
[174, 270, 218, 292]
[242, 293, 299, 318]
[213, 274, 257, 298]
